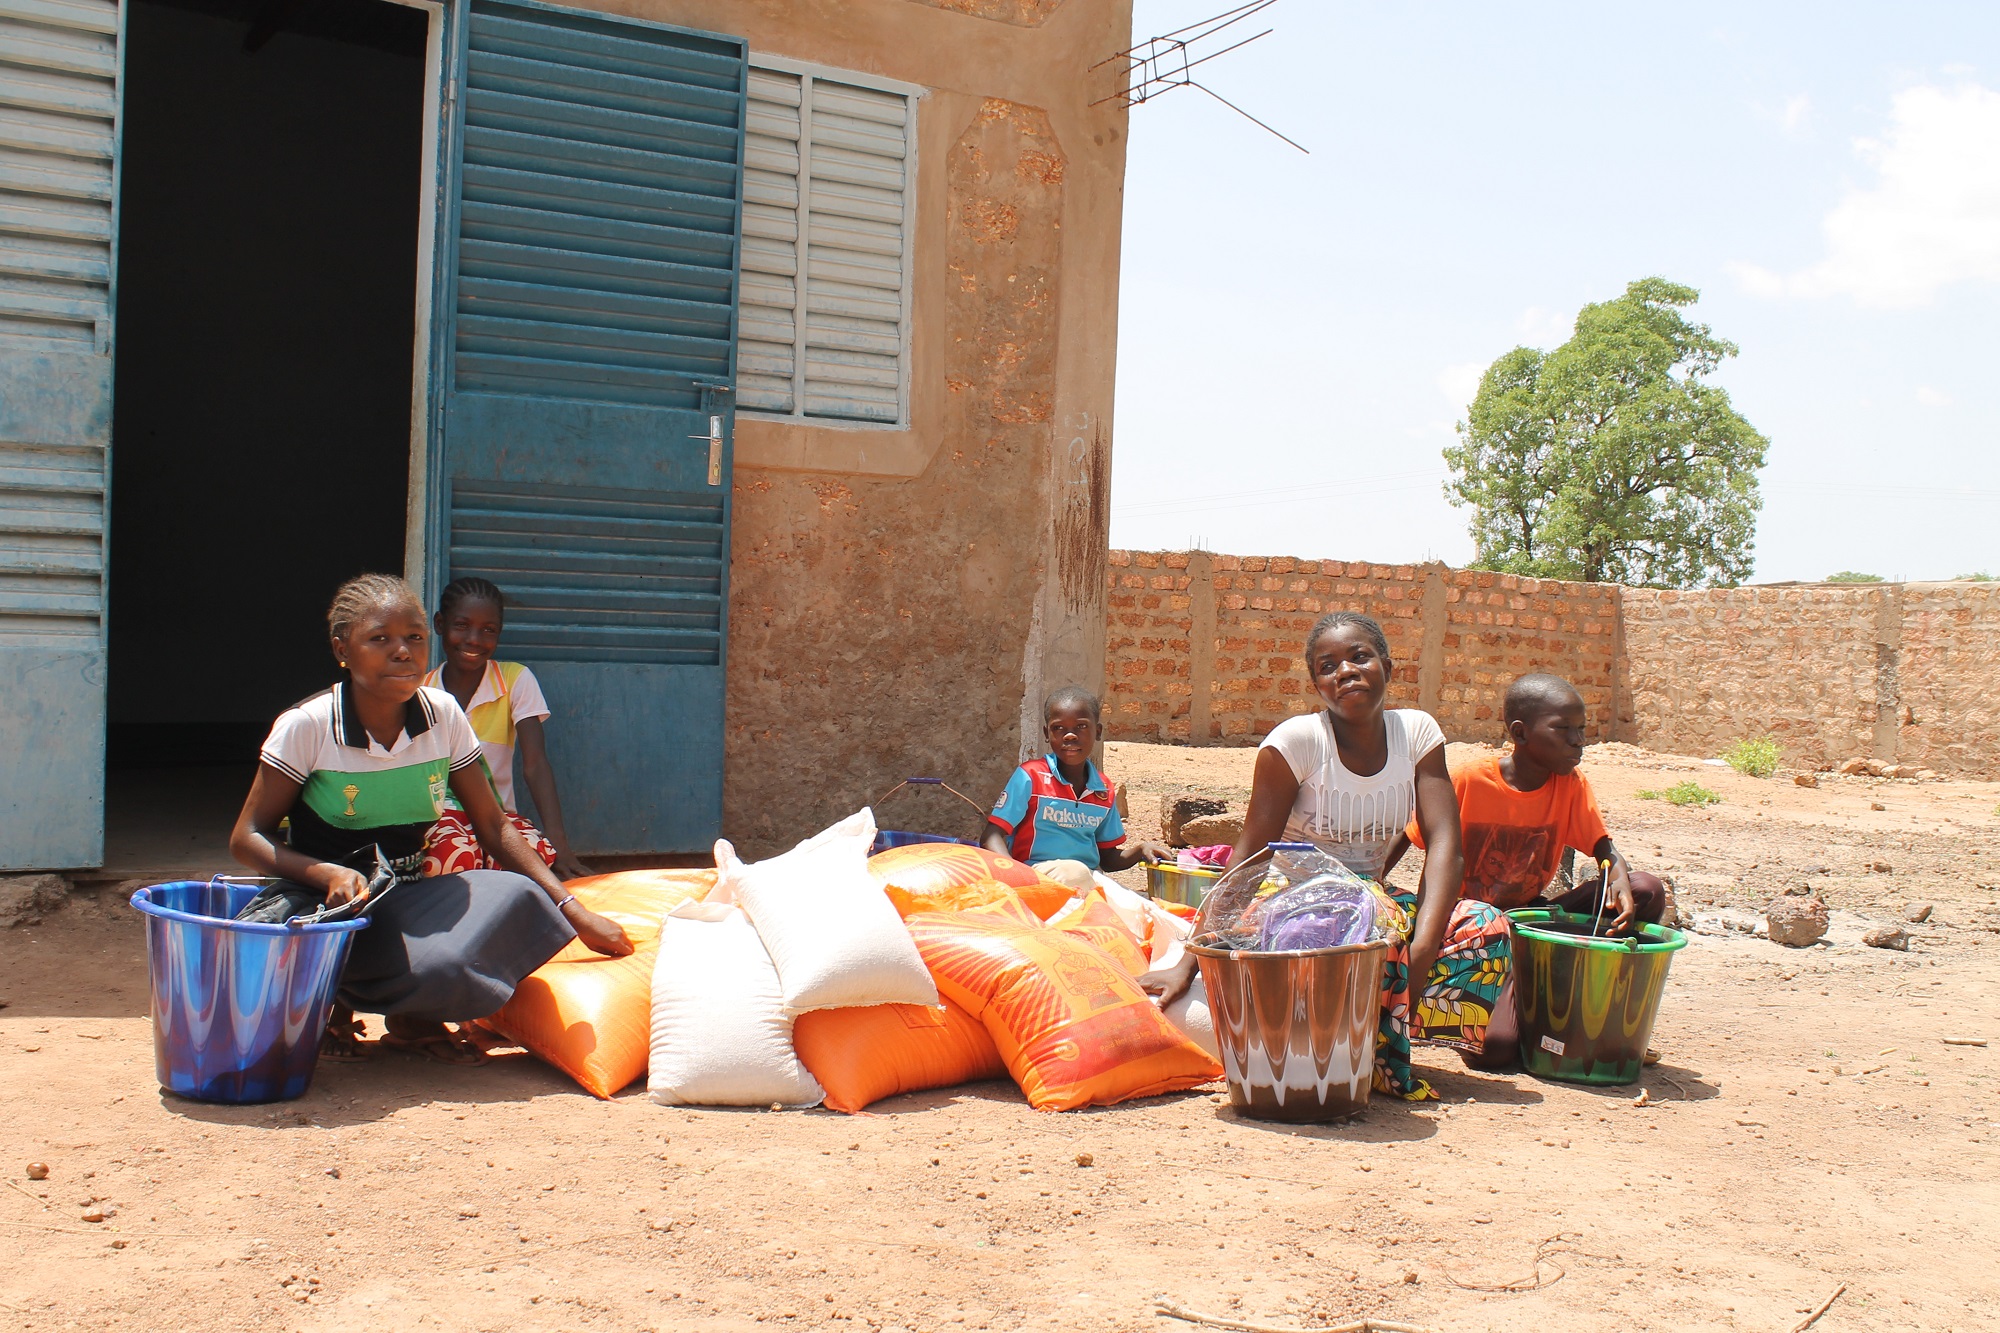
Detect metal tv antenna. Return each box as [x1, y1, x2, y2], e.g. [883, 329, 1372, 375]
[1091, 0, 1308, 154]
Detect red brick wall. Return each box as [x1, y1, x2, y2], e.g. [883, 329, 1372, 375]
[1103, 550, 1196, 740]
[1437, 570, 1621, 743]
[1110, 554, 2000, 776]
[1105, 551, 1619, 748]
[1208, 556, 1425, 742]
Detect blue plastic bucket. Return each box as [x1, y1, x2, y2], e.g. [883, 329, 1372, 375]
[869, 830, 976, 856]
[131, 880, 370, 1104]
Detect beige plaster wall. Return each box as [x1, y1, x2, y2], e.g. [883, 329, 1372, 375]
[1619, 581, 2000, 775]
[599, 0, 1132, 851]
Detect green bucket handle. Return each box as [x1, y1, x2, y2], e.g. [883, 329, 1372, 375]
[1505, 907, 1690, 955]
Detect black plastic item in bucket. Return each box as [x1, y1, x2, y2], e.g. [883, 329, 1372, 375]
[1188, 936, 1387, 1122]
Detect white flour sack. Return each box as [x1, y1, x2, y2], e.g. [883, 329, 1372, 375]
[648, 901, 823, 1108]
[712, 809, 939, 1014]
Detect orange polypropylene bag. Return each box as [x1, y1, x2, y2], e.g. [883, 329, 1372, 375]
[793, 999, 1005, 1114]
[483, 869, 716, 1099]
[884, 876, 1030, 920]
[867, 844, 1072, 920]
[903, 905, 1221, 1111]
[1050, 889, 1150, 977]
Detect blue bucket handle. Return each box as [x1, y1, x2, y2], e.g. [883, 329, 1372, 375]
[875, 776, 987, 815]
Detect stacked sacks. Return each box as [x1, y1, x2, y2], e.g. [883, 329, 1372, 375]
[509, 814, 1222, 1113]
[793, 999, 1003, 1114]
[483, 868, 716, 1098]
[652, 810, 937, 1108]
[649, 900, 824, 1107]
[904, 895, 1221, 1111]
[866, 843, 1073, 920]
[795, 839, 1220, 1114]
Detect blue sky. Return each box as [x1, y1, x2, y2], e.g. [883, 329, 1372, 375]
[1108, 2, 2000, 582]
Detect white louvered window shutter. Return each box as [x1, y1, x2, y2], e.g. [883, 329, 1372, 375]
[739, 60, 914, 426]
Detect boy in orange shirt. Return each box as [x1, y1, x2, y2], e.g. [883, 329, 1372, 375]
[1387, 672, 1665, 1067]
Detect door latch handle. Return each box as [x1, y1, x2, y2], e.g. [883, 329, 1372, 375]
[690, 414, 723, 486]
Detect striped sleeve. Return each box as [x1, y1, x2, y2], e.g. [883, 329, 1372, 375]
[258, 706, 317, 786]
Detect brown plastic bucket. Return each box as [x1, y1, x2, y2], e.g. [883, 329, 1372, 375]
[1188, 936, 1386, 1122]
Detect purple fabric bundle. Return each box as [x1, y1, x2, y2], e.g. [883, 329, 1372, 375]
[1256, 879, 1376, 952]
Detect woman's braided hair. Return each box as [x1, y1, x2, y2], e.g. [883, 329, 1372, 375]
[438, 575, 505, 623]
[1304, 610, 1391, 666]
[327, 572, 424, 643]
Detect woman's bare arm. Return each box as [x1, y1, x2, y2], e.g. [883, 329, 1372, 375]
[1404, 744, 1464, 990]
[1226, 747, 1301, 870]
[230, 764, 369, 904]
[515, 716, 589, 879]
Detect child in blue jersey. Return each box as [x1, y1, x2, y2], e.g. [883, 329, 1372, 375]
[983, 686, 1169, 885]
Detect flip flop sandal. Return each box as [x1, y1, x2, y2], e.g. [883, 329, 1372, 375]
[379, 1030, 489, 1067]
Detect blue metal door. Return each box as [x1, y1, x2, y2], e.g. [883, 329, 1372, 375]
[436, 0, 744, 854]
[0, 0, 120, 869]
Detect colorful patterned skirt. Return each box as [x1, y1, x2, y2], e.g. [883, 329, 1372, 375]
[1374, 887, 1511, 1100]
[420, 807, 557, 880]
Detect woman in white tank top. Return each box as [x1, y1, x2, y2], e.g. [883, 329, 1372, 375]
[1141, 612, 1514, 1099]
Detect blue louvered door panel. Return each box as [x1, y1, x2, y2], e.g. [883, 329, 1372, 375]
[440, 0, 744, 855]
[0, 0, 120, 869]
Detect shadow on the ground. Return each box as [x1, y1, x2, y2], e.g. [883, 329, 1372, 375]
[156, 1044, 591, 1127]
[1558, 1060, 1721, 1102]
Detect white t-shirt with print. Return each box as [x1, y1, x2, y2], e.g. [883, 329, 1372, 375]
[1260, 708, 1446, 880]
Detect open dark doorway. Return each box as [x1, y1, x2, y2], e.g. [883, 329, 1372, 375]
[104, 0, 429, 873]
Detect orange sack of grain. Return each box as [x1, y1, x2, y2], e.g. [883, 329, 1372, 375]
[883, 875, 1033, 920]
[902, 902, 1220, 1111]
[867, 844, 1072, 920]
[1049, 888, 1150, 977]
[793, 999, 1005, 1114]
[483, 868, 716, 1098]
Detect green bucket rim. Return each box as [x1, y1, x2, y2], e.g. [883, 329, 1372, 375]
[1506, 907, 1689, 954]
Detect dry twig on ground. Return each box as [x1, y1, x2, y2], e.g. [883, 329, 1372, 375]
[1152, 1302, 1433, 1333]
[1787, 1282, 1847, 1333]
[1442, 1231, 1578, 1292]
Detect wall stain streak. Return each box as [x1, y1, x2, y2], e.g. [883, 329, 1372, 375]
[1055, 422, 1107, 613]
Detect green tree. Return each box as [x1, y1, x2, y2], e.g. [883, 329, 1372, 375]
[1444, 278, 1769, 587]
[1824, 571, 1885, 584]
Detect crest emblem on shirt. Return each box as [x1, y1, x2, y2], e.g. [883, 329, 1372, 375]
[342, 784, 359, 817]
[429, 767, 448, 809]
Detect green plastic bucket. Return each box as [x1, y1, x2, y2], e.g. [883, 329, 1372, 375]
[1507, 908, 1688, 1085]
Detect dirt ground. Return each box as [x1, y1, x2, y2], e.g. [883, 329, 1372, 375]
[3, 741, 1999, 1332]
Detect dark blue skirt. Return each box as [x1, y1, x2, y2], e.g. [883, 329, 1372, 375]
[338, 870, 572, 1022]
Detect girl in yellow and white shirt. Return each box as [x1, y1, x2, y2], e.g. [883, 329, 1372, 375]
[424, 577, 589, 879]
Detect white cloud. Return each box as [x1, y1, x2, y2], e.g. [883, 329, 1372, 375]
[1732, 82, 2000, 307]
[1916, 385, 1952, 407]
[1514, 305, 1573, 345]
[1781, 93, 1812, 134]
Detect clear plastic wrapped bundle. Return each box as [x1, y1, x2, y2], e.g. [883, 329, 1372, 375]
[1194, 842, 1408, 952]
